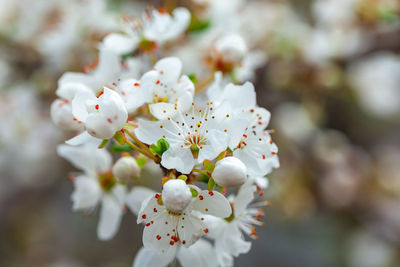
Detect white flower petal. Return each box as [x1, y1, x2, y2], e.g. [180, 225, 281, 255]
[126, 187, 156, 216]
[65, 131, 100, 146]
[137, 193, 164, 224]
[51, 99, 83, 131]
[178, 239, 218, 267]
[149, 102, 177, 120]
[161, 144, 195, 174]
[142, 211, 176, 252]
[135, 119, 167, 145]
[133, 246, 176, 267]
[198, 129, 228, 163]
[220, 82, 256, 109]
[56, 82, 93, 100]
[97, 194, 123, 240]
[101, 33, 139, 55]
[177, 213, 205, 246]
[71, 90, 96, 122]
[192, 190, 232, 218]
[233, 183, 256, 215]
[71, 175, 101, 211]
[153, 57, 182, 83]
[216, 223, 251, 265]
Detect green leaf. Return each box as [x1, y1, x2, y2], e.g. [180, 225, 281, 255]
[203, 160, 215, 173]
[114, 130, 126, 145]
[111, 143, 132, 153]
[157, 138, 169, 152]
[98, 139, 109, 149]
[190, 187, 198, 197]
[208, 177, 216, 191]
[150, 138, 170, 156]
[188, 16, 211, 33]
[136, 157, 146, 168]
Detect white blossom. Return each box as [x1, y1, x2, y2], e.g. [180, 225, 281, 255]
[136, 180, 231, 253]
[68, 87, 127, 143]
[117, 57, 194, 118]
[57, 143, 126, 240]
[102, 7, 190, 55]
[135, 102, 247, 174]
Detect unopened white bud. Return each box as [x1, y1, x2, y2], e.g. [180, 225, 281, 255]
[162, 179, 192, 213]
[51, 99, 83, 131]
[212, 157, 247, 188]
[112, 156, 140, 183]
[214, 34, 247, 64]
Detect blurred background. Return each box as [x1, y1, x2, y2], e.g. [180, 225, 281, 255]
[0, 0, 399, 266]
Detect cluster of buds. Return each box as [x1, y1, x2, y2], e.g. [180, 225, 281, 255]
[52, 5, 279, 267]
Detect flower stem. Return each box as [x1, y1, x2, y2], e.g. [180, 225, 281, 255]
[125, 139, 158, 161]
[195, 72, 215, 95]
[125, 129, 149, 151]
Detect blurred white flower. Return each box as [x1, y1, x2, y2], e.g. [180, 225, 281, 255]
[57, 143, 126, 240]
[349, 53, 400, 117]
[102, 7, 190, 55]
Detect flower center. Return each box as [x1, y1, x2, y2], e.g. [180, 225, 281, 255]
[98, 171, 116, 192]
[153, 94, 168, 103]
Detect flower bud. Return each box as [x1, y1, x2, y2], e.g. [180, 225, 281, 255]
[162, 179, 192, 213]
[112, 156, 140, 183]
[214, 34, 247, 65]
[212, 157, 247, 188]
[51, 99, 83, 131]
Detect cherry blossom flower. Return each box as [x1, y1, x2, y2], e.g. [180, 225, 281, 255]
[204, 79, 279, 184]
[137, 179, 231, 253]
[58, 48, 123, 95]
[51, 82, 92, 131]
[135, 101, 247, 174]
[207, 182, 268, 266]
[67, 87, 127, 144]
[117, 57, 194, 118]
[57, 143, 126, 240]
[102, 7, 190, 55]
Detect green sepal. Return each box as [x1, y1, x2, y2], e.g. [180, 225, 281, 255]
[161, 176, 173, 185]
[203, 160, 215, 173]
[219, 186, 226, 194]
[157, 196, 163, 205]
[98, 139, 109, 149]
[190, 187, 198, 197]
[187, 73, 198, 84]
[114, 130, 126, 145]
[111, 143, 132, 153]
[217, 150, 227, 161]
[208, 177, 216, 191]
[178, 175, 187, 182]
[149, 138, 170, 156]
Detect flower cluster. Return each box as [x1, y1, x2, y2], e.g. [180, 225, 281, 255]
[52, 5, 279, 267]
